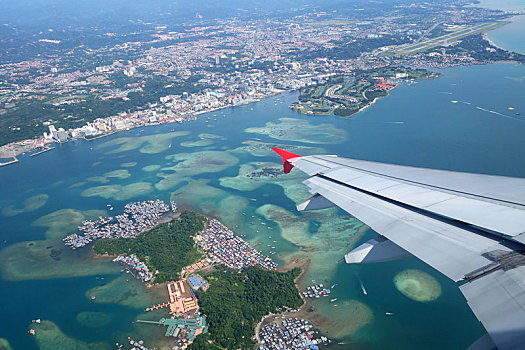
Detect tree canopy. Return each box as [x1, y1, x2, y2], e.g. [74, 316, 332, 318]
[93, 211, 206, 283]
[191, 266, 303, 349]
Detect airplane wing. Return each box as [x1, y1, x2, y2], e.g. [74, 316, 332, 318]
[273, 148, 525, 350]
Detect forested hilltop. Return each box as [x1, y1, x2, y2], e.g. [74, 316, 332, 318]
[93, 211, 206, 283]
[190, 266, 303, 349]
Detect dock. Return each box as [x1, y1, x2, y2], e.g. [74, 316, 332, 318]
[145, 303, 170, 312]
[0, 156, 18, 167]
[136, 314, 207, 339]
[29, 147, 55, 157]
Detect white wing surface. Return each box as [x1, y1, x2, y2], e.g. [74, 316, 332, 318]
[273, 148, 525, 350]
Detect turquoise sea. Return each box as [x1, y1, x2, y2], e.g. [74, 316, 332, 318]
[1, 63, 525, 350]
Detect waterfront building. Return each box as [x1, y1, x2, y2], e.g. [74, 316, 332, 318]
[167, 280, 200, 315]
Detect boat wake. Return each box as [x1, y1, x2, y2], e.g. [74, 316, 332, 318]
[475, 106, 524, 122]
[453, 101, 523, 122]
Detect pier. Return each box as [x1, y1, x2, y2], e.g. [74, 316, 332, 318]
[29, 146, 55, 157]
[145, 303, 170, 312]
[0, 156, 18, 167]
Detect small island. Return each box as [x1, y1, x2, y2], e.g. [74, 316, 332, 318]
[291, 66, 439, 117]
[66, 201, 317, 349]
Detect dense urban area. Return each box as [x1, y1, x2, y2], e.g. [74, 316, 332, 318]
[0, 0, 524, 164]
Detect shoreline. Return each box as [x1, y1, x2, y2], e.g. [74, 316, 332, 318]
[483, 14, 525, 54]
[0, 90, 292, 166]
[483, 31, 505, 51]
[255, 258, 311, 344]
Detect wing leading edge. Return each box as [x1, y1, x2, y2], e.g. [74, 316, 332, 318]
[273, 148, 525, 350]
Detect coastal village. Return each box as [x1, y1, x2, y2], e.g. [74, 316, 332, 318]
[61, 200, 328, 350]
[63, 199, 177, 249]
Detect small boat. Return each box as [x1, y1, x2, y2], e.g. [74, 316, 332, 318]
[360, 280, 368, 295]
[28, 329, 36, 336]
[330, 298, 337, 302]
[91, 296, 96, 300]
[385, 312, 394, 316]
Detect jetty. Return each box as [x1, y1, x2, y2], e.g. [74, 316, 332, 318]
[0, 156, 18, 167]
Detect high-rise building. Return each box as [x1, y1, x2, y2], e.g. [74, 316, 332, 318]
[48, 125, 58, 140]
[56, 128, 68, 142]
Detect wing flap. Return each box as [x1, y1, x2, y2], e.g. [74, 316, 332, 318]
[304, 176, 513, 281]
[460, 266, 525, 350]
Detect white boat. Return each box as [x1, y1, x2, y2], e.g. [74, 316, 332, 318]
[360, 280, 368, 295]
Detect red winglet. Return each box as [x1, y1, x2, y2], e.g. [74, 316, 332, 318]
[272, 147, 302, 174]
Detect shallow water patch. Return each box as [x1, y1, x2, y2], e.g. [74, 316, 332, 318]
[393, 269, 442, 302]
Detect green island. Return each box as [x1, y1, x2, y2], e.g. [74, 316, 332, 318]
[93, 211, 206, 283]
[291, 67, 439, 117]
[190, 266, 303, 350]
[93, 210, 304, 349]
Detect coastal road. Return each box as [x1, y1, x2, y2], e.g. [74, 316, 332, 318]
[325, 84, 358, 102]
